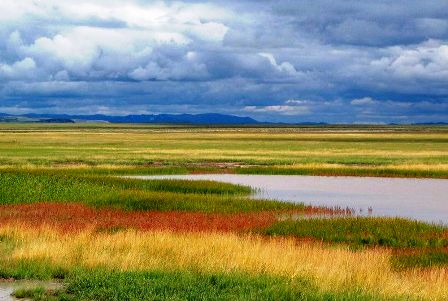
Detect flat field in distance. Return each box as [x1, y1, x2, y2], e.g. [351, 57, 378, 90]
[0, 123, 447, 178]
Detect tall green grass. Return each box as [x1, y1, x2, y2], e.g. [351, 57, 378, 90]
[392, 251, 448, 270]
[263, 217, 448, 269]
[0, 166, 191, 176]
[263, 217, 448, 249]
[10, 268, 383, 301]
[0, 171, 301, 213]
[237, 166, 448, 178]
[108, 177, 252, 195]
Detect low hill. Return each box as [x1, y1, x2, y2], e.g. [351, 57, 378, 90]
[17, 113, 259, 124]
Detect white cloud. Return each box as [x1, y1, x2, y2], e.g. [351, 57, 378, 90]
[0, 0, 45, 23]
[0, 0, 447, 123]
[371, 40, 448, 80]
[258, 53, 298, 75]
[53, 70, 70, 81]
[351, 97, 378, 106]
[1, 1, 233, 81]
[285, 99, 309, 105]
[27, 33, 100, 73]
[244, 105, 310, 115]
[6, 31, 24, 52]
[128, 49, 209, 81]
[0, 57, 36, 79]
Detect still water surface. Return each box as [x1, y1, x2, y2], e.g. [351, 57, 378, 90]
[131, 175, 448, 224]
[0, 281, 62, 301]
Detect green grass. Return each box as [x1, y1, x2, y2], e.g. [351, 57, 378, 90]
[263, 217, 448, 249]
[10, 268, 386, 301]
[0, 166, 193, 176]
[0, 124, 447, 300]
[0, 259, 69, 280]
[0, 171, 302, 213]
[0, 124, 447, 178]
[237, 166, 448, 178]
[263, 217, 448, 269]
[392, 251, 448, 270]
[110, 177, 252, 195]
[0, 257, 380, 301]
[13, 287, 68, 301]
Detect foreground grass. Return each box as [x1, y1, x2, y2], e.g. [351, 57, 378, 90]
[0, 124, 447, 178]
[263, 217, 448, 269]
[1, 225, 447, 300]
[0, 171, 302, 213]
[11, 269, 379, 301]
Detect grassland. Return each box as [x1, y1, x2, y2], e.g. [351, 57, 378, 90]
[0, 170, 308, 214]
[0, 123, 447, 300]
[1, 226, 448, 300]
[264, 217, 448, 271]
[264, 217, 448, 249]
[12, 270, 345, 301]
[0, 123, 447, 177]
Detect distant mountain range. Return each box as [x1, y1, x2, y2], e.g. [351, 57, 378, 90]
[0, 112, 445, 125]
[0, 113, 261, 124]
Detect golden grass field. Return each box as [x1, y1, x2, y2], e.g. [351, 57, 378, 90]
[2, 225, 447, 300]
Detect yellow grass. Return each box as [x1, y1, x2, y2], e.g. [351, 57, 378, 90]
[0, 128, 447, 169]
[2, 225, 447, 300]
[282, 163, 448, 171]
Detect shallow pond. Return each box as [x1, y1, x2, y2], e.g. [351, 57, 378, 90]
[0, 281, 62, 301]
[130, 175, 448, 224]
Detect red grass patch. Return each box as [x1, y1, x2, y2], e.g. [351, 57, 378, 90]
[0, 202, 279, 233]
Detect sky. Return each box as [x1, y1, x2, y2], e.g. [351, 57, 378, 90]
[0, 0, 447, 123]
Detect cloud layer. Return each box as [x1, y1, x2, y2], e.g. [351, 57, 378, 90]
[1, 0, 447, 123]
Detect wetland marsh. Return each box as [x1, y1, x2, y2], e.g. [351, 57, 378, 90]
[0, 124, 447, 300]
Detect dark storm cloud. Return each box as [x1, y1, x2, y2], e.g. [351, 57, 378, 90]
[0, 0, 447, 123]
[268, 0, 448, 46]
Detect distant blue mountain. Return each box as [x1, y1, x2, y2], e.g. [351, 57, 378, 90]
[2, 112, 444, 125]
[414, 122, 448, 125]
[20, 113, 260, 124]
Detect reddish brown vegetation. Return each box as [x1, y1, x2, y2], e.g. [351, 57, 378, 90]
[0, 202, 281, 233]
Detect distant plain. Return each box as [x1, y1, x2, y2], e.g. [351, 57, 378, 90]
[1, 123, 447, 178]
